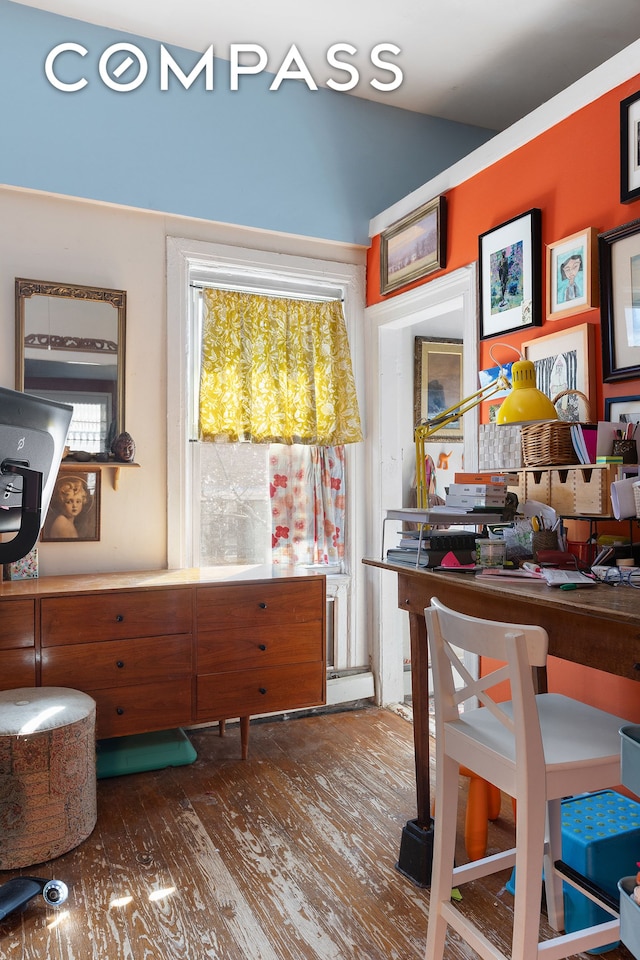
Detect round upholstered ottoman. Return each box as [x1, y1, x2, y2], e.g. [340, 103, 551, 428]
[0, 687, 97, 870]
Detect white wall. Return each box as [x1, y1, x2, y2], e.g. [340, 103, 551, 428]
[0, 185, 365, 577]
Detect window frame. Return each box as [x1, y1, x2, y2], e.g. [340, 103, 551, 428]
[166, 236, 365, 577]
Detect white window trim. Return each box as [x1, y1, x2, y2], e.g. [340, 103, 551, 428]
[166, 235, 371, 697]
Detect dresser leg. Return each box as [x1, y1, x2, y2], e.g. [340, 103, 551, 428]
[219, 719, 226, 737]
[240, 716, 250, 760]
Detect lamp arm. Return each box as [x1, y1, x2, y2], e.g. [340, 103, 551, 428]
[414, 373, 510, 508]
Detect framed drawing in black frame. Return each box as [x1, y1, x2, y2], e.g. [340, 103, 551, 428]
[478, 208, 542, 339]
[604, 395, 640, 424]
[620, 89, 640, 204]
[599, 217, 640, 381]
[380, 195, 446, 295]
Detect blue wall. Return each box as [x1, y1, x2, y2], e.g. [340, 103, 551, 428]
[1, 2, 495, 244]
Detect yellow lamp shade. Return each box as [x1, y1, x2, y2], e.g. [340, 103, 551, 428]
[496, 359, 558, 425]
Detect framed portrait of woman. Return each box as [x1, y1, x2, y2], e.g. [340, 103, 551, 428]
[41, 469, 101, 542]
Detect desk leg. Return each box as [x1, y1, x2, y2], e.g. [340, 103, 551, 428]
[395, 608, 434, 887]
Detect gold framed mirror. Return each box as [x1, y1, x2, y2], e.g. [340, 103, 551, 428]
[15, 278, 126, 456]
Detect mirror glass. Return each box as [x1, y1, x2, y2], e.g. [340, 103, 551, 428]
[15, 279, 126, 456]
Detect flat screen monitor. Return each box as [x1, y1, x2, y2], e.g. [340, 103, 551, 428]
[0, 386, 73, 563]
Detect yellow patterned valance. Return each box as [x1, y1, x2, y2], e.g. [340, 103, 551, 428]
[199, 289, 363, 445]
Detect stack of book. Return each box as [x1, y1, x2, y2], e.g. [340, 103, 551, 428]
[386, 529, 480, 568]
[445, 481, 507, 512]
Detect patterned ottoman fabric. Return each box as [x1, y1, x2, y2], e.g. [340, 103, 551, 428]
[0, 687, 97, 869]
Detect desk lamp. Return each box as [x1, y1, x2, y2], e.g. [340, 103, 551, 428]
[415, 344, 557, 507]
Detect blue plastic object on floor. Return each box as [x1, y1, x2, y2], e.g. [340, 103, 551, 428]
[506, 790, 640, 954]
[96, 728, 197, 779]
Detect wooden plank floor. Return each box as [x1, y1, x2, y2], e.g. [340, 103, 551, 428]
[0, 705, 634, 960]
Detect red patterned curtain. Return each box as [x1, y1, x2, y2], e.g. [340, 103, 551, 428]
[269, 445, 346, 568]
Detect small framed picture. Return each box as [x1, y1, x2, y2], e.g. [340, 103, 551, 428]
[413, 337, 463, 440]
[380, 195, 446, 295]
[41, 468, 101, 542]
[546, 228, 598, 321]
[478, 208, 542, 339]
[522, 323, 594, 421]
[620, 89, 640, 204]
[599, 216, 640, 381]
[604, 395, 640, 425]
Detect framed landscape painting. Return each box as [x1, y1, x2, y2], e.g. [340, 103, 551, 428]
[380, 196, 446, 295]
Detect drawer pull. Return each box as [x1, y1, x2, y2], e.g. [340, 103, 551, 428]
[115, 614, 124, 622]
[258, 644, 267, 651]
[116, 707, 125, 715]
[258, 602, 267, 609]
[259, 687, 267, 695]
[116, 660, 125, 669]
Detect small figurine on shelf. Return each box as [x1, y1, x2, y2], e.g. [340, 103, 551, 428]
[111, 432, 135, 463]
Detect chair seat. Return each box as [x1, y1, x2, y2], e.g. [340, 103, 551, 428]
[449, 693, 624, 798]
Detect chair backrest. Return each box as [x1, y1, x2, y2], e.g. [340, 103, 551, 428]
[425, 597, 550, 782]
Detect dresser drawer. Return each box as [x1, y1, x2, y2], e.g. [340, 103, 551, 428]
[0, 649, 36, 689]
[42, 635, 193, 690]
[197, 578, 324, 629]
[41, 589, 192, 645]
[198, 621, 323, 673]
[0, 600, 35, 649]
[196, 661, 324, 720]
[92, 679, 193, 739]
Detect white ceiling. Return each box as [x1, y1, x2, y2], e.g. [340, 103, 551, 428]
[11, 0, 640, 130]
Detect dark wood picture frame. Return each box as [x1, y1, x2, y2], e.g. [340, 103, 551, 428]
[599, 217, 640, 382]
[478, 208, 542, 339]
[621, 89, 640, 204]
[380, 195, 446, 295]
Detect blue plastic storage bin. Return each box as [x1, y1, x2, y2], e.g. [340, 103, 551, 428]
[507, 791, 640, 953]
[563, 791, 640, 952]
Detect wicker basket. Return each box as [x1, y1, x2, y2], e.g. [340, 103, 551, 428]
[520, 389, 591, 467]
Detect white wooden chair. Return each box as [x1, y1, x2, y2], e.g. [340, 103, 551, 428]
[424, 596, 626, 960]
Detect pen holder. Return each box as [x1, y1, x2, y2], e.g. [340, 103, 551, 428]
[612, 439, 637, 464]
[532, 530, 558, 561]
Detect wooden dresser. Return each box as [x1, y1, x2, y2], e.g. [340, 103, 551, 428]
[0, 566, 326, 757]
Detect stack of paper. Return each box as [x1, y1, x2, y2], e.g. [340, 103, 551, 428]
[611, 476, 640, 519]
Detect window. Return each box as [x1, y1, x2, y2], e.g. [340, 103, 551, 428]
[166, 237, 368, 691]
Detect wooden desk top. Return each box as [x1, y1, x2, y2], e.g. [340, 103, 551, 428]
[364, 558, 640, 681]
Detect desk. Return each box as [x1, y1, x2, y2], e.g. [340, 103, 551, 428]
[364, 558, 640, 885]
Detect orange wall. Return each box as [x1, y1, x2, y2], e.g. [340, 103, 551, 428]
[367, 73, 640, 720]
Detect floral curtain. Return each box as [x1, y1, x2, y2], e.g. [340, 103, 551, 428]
[199, 288, 362, 445]
[269, 444, 346, 567]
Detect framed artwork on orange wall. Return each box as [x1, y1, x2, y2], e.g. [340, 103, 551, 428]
[546, 227, 598, 321]
[380, 195, 446, 295]
[620, 89, 640, 204]
[599, 216, 640, 381]
[478, 208, 542, 339]
[522, 323, 594, 421]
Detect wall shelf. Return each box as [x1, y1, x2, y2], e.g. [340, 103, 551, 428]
[59, 461, 140, 491]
